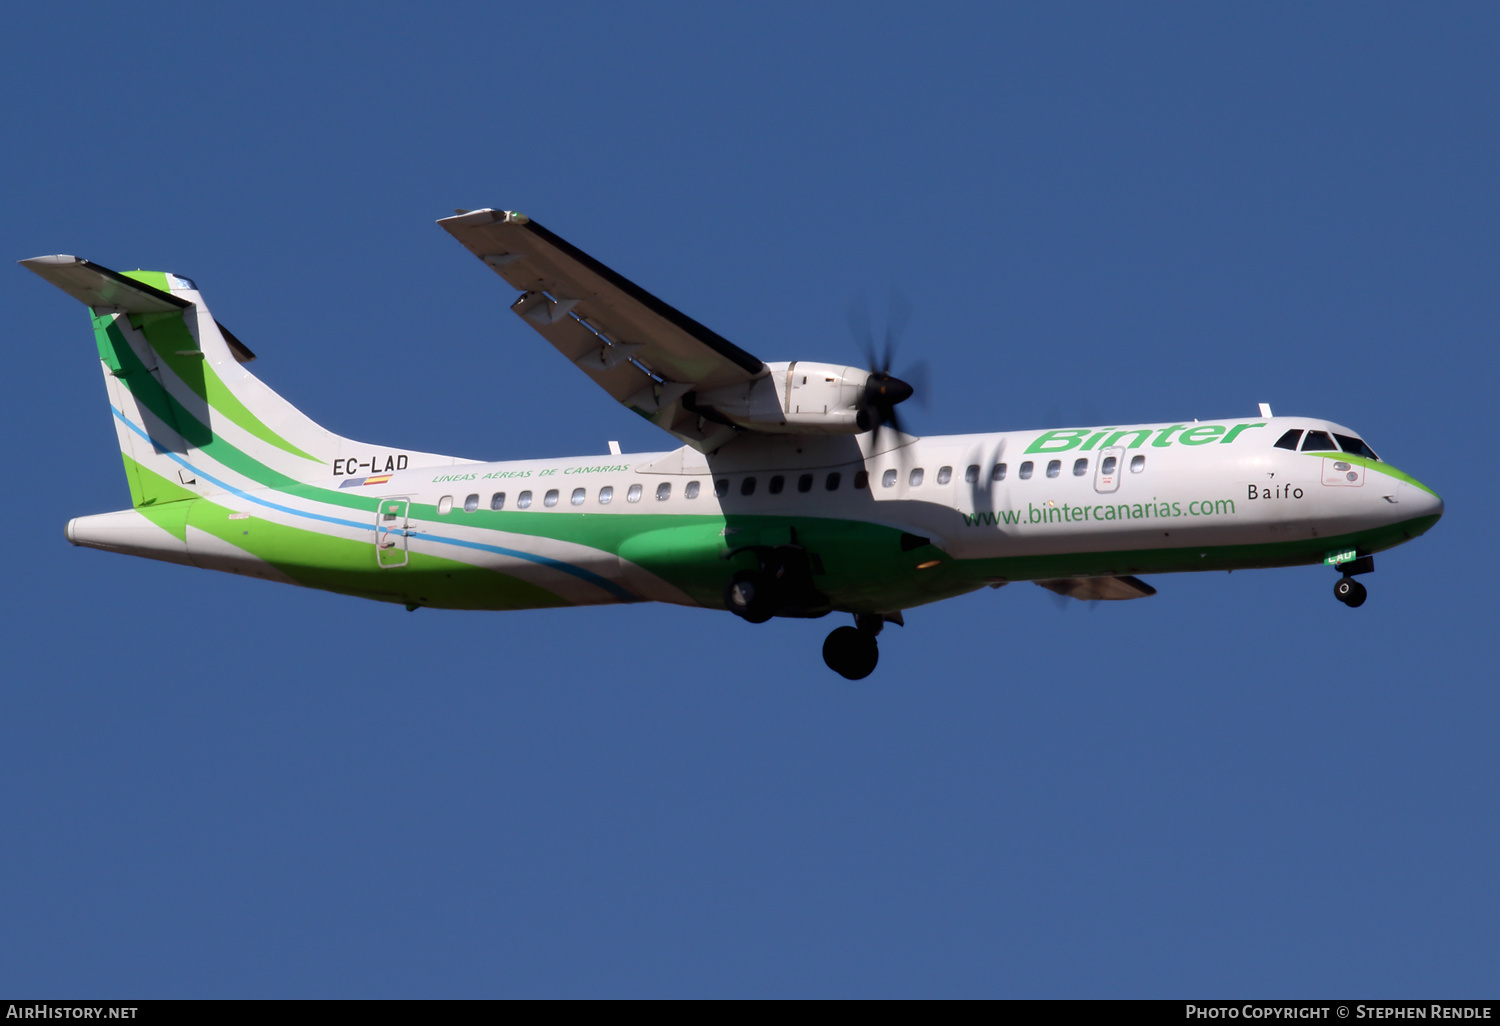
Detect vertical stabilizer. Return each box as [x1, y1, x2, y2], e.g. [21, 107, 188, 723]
[23, 256, 474, 509]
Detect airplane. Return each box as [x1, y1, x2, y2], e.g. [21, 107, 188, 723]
[23, 209, 1444, 679]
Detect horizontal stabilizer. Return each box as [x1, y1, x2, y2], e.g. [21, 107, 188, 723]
[19, 255, 189, 313]
[1035, 575, 1157, 601]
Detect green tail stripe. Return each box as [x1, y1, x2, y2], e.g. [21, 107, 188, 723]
[125, 310, 320, 463]
[120, 270, 172, 292]
[122, 454, 199, 519]
[96, 315, 376, 513]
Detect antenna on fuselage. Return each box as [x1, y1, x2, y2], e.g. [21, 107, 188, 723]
[1258, 403, 1274, 417]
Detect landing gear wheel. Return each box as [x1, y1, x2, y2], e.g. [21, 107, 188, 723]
[725, 570, 776, 623]
[823, 626, 879, 680]
[1334, 577, 1367, 608]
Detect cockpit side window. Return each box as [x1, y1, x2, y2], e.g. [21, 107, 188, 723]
[1274, 429, 1302, 451]
[1333, 433, 1380, 461]
[1301, 430, 1337, 452]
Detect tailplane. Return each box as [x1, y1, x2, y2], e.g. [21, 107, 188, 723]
[23, 256, 471, 509]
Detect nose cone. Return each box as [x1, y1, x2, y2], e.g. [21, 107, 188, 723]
[1397, 478, 1444, 525]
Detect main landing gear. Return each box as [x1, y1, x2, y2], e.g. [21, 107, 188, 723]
[822, 614, 888, 680]
[1333, 554, 1374, 608]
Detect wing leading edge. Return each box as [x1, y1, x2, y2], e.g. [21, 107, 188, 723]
[439, 209, 767, 452]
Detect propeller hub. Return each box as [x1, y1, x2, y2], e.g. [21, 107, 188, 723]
[864, 372, 914, 408]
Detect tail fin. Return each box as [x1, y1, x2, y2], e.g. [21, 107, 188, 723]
[23, 256, 470, 508]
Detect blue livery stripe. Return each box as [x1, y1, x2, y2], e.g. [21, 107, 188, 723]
[111, 408, 638, 603]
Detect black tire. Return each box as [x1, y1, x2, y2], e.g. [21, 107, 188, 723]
[1334, 577, 1367, 608]
[822, 626, 879, 680]
[725, 570, 775, 623]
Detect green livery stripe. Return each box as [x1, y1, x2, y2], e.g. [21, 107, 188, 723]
[122, 455, 199, 531]
[184, 498, 570, 610]
[118, 451, 146, 508]
[95, 315, 375, 513]
[1299, 451, 1438, 497]
[125, 310, 320, 463]
[948, 514, 1440, 587]
[121, 270, 172, 292]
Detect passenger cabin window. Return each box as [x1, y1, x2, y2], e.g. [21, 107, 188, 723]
[463, 493, 479, 512]
[826, 472, 841, 491]
[769, 475, 784, 494]
[910, 468, 924, 487]
[1073, 458, 1088, 476]
[517, 491, 533, 509]
[1274, 429, 1303, 451]
[1046, 460, 1061, 479]
[1101, 456, 1117, 475]
[626, 484, 642, 503]
[883, 469, 897, 488]
[992, 463, 1007, 482]
[1019, 461, 1033, 480]
[965, 465, 980, 484]
[437, 495, 454, 515]
[1301, 430, 1337, 452]
[490, 492, 505, 510]
[1333, 434, 1380, 461]
[854, 470, 869, 489]
[715, 479, 729, 498]
[741, 477, 756, 496]
[936, 466, 952, 485]
[1130, 455, 1145, 473]
[656, 482, 671, 501]
[599, 486, 613, 504]
[685, 481, 700, 499]
[798, 474, 814, 493]
[543, 489, 559, 507]
[571, 487, 586, 506]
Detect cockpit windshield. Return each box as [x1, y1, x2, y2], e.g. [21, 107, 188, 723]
[1333, 434, 1380, 461]
[1279, 428, 1380, 461]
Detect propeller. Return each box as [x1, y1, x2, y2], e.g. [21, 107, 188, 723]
[847, 290, 927, 447]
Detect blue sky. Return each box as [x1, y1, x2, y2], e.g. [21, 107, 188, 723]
[3, 2, 1496, 997]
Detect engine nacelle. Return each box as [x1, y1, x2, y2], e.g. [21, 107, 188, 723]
[697, 361, 873, 435]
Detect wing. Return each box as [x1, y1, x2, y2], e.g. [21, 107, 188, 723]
[1034, 576, 1158, 601]
[439, 209, 767, 451]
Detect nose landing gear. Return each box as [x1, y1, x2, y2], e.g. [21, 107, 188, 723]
[1332, 553, 1373, 608]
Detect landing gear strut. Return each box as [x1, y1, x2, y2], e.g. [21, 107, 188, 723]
[822, 614, 890, 680]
